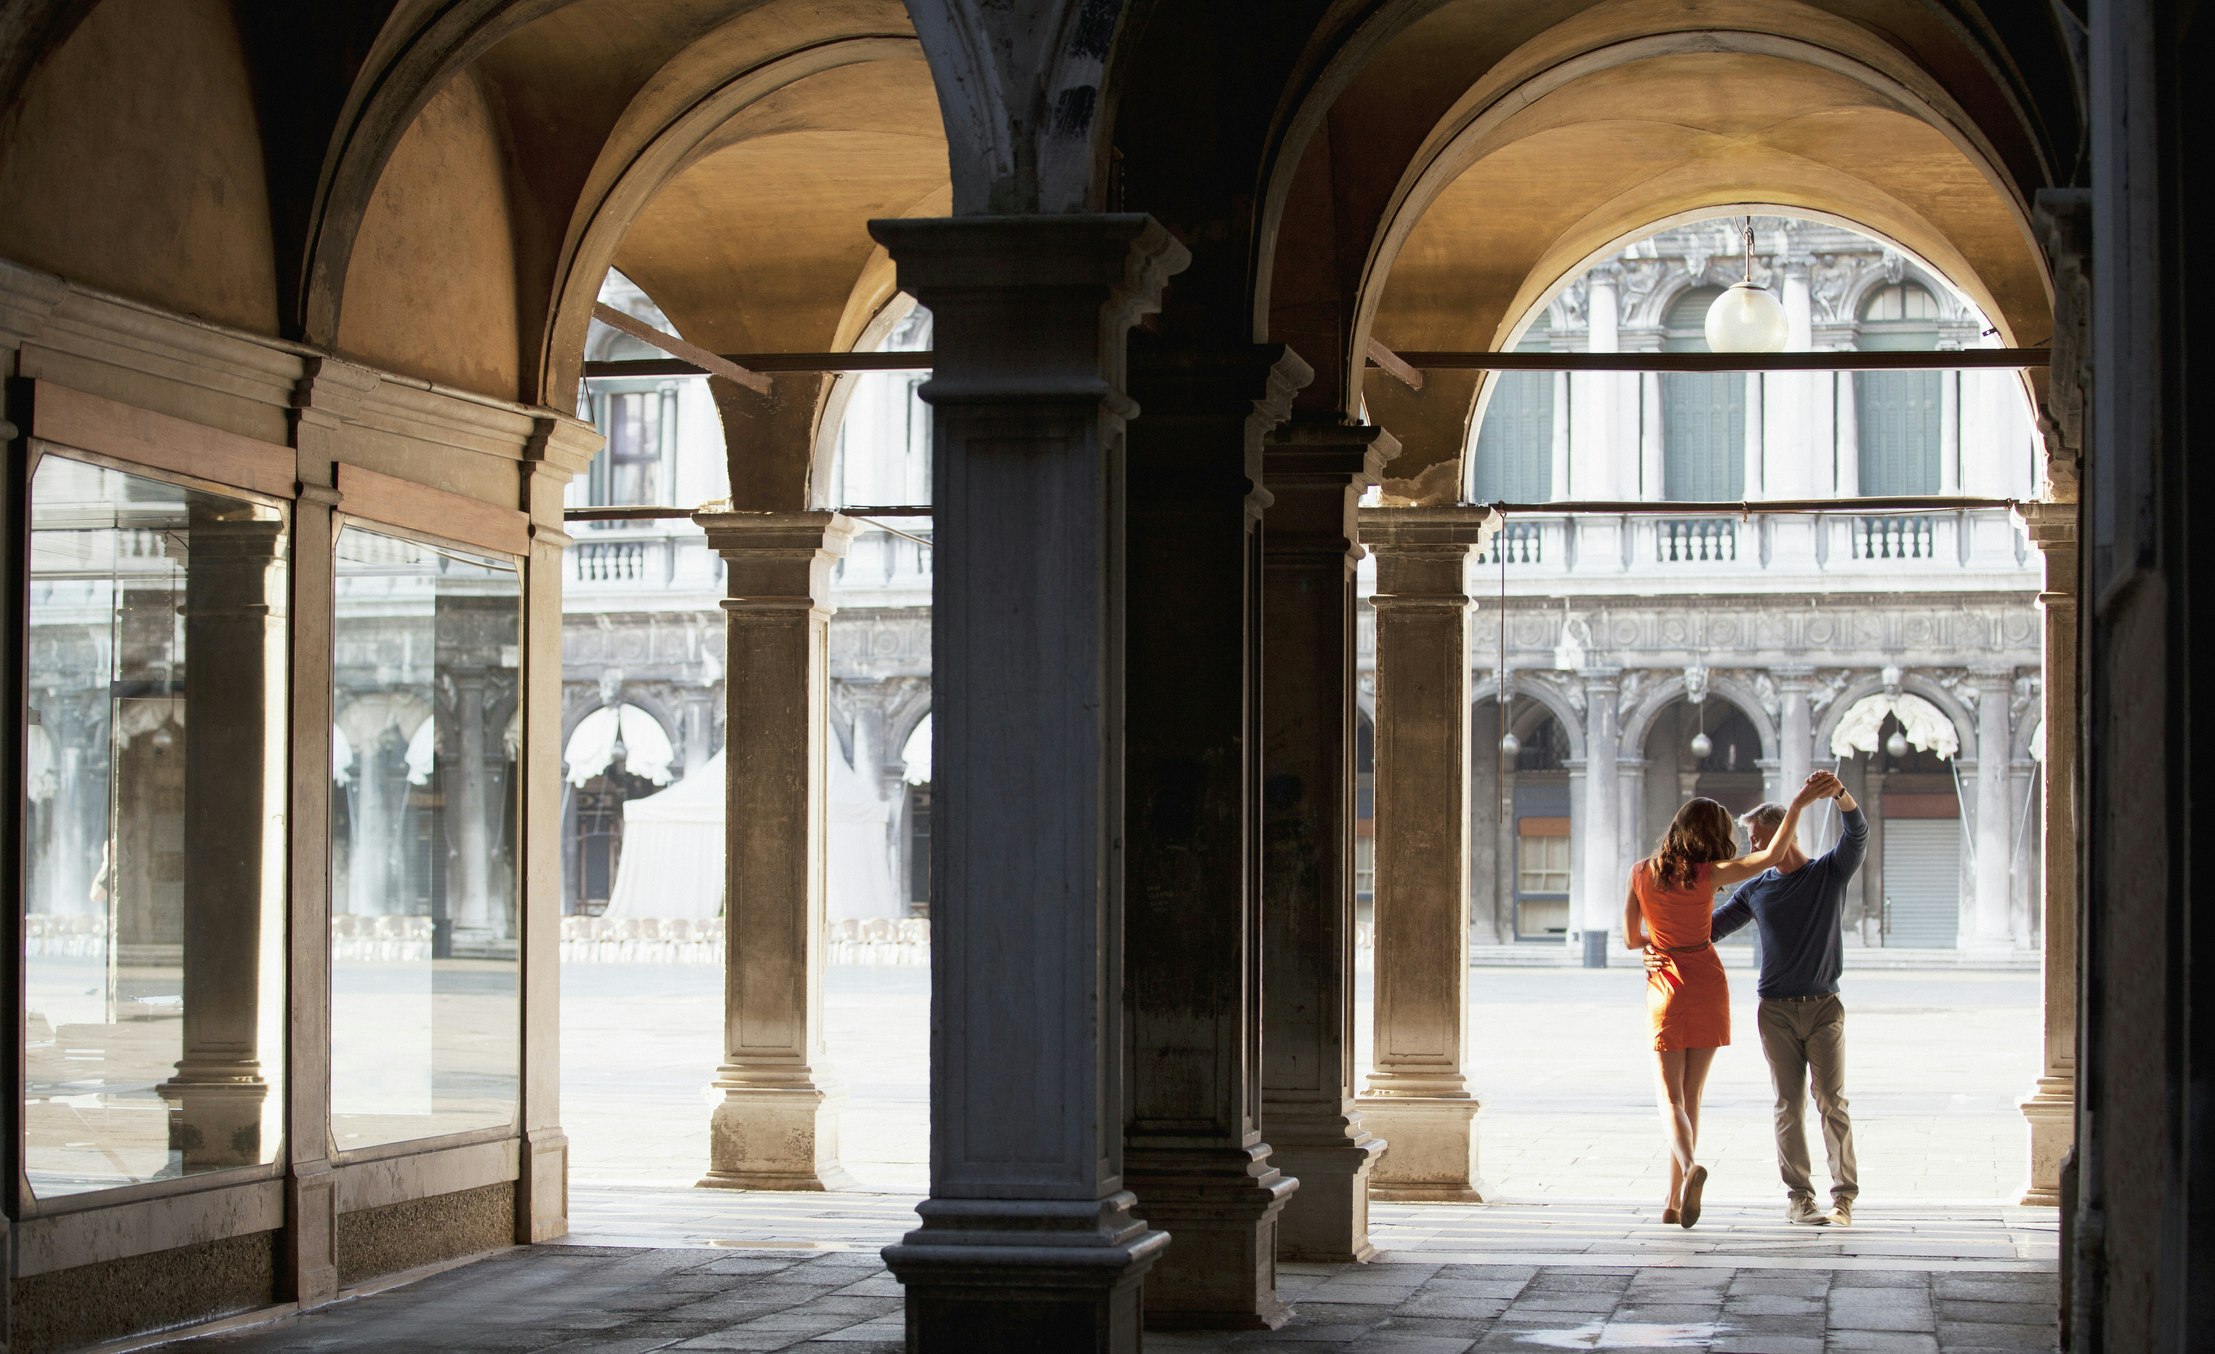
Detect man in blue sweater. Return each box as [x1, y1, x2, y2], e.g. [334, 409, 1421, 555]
[1710, 770, 1868, 1227]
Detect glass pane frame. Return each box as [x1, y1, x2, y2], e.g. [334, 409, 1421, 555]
[14, 442, 295, 1215]
[324, 512, 527, 1163]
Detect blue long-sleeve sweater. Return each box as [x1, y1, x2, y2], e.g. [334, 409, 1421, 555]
[1711, 807, 1869, 999]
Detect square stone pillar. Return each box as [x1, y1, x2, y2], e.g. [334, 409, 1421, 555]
[520, 414, 600, 1243]
[1261, 420, 1395, 1263]
[696, 510, 858, 1191]
[868, 214, 1185, 1352]
[283, 357, 380, 1302]
[1121, 344, 1308, 1328]
[2018, 503, 2077, 1203]
[160, 511, 288, 1170]
[1355, 511, 1481, 1201]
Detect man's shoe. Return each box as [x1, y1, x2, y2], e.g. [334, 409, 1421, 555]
[1786, 1196, 1830, 1226]
[1827, 1199, 1854, 1227]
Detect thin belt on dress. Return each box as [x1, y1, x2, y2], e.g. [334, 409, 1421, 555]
[1657, 941, 1712, 954]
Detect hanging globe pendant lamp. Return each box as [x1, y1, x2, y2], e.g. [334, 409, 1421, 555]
[1704, 217, 1790, 353]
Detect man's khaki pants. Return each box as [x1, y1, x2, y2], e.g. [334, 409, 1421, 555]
[1757, 994, 1858, 1203]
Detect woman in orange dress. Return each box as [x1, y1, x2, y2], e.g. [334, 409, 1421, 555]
[1623, 777, 1829, 1227]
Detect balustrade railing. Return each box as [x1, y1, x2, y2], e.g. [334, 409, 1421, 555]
[572, 539, 649, 582]
[1851, 514, 1938, 560]
[1655, 516, 1739, 563]
[1474, 519, 1544, 565]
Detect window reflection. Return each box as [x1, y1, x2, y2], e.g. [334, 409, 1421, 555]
[22, 454, 288, 1197]
[330, 526, 521, 1151]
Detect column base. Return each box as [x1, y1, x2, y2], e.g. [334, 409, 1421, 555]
[158, 1071, 273, 1169]
[883, 1193, 1169, 1354]
[1356, 1095, 1483, 1201]
[1125, 1142, 1297, 1329]
[519, 1126, 570, 1241]
[1266, 1108, 1385, 1263]
[2019, 1073, 2075, 1206]
[700, 1083, 854, 1191]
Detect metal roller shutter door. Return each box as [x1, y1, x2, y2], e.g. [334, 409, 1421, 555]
[1883, 818, 1961, 948]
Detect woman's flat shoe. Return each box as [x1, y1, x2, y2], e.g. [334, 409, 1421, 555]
[1660, 1207, 1680, 1225]
[1679, 1166, 1708, 1228]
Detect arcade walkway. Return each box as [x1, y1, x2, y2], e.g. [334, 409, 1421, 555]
[159, 1189, 2057, 1353]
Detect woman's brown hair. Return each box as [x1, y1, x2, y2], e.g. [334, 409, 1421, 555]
[1648, 797, 1738, 888]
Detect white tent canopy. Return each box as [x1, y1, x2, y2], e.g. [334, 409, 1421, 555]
[1829, 691, 1960, 761]
[601, 739, 904, 923]
[564, 703, 675, 787]
[603, 750, 724, 921]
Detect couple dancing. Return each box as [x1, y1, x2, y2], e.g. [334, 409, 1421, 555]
[1624, 770, 1868, 1229]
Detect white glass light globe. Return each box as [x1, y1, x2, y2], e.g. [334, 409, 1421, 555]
[1704, 282, 1790, 353]
[1886, 730, 1910, 758]
[1689, 731, 1715, 760]
[1500, 732, 1521, 757]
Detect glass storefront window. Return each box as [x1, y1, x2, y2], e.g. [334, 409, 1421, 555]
[330, 525, 522, 1152]
[22, 454, 289, 1198]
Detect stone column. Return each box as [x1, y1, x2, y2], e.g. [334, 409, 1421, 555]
[696, 510, 857, 1190]
[1356, 512, 1480, 1200]
[1776, 666, 1815, 849]
[447, 671, 495, 942]
[1260, 420, 1394, 1264]
[1836, 371, 1860, 496]
[161, 512, 286, 1170]
[1578, 670, 1621, 968]
[1970, 666, 2016, 949]
[869, 214, 1183, 1350]
[2018, 504, 2077, 1202]
[1121, 344, 1306, 1328]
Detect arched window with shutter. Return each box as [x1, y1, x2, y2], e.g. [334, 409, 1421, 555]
[1855, 282, 1943, 495]
[1661, 287, 1745, 500]
[1470, 318, 1554, 502]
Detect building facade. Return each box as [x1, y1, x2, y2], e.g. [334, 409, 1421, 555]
[1354, 220, 2047, 954]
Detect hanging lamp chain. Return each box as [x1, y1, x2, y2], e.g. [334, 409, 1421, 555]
[1742, 216, 1754, 284]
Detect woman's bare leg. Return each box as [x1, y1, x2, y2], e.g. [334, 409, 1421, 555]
[1683, 1046, 1718, 1160]
[1653, 1049, 1696, 1208]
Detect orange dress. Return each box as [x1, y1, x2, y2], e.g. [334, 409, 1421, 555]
[1634, 859, 1731, 1051]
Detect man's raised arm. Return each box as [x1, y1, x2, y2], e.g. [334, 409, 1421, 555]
[1827, 780, 1869, 876]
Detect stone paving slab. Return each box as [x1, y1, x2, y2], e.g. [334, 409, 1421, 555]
[154, 1187, 2059, 1354]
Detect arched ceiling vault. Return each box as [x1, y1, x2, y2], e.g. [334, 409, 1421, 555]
[319, 0, 948, 507]
[1243, 0, 2075, 497]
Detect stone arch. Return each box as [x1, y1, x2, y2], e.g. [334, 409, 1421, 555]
[1469, 674, 1587, 762]
[1810, 670, 1981, 767]
[1618, 671, 1778, 766]
[299, 0, 568, 348]
[807, 293, 925, 511]
[1242, 6, 2063, 497]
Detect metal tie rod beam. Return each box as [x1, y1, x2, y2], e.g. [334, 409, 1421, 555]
[1370, 348, 2048, 373]
[582, 347, 2045, 381]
